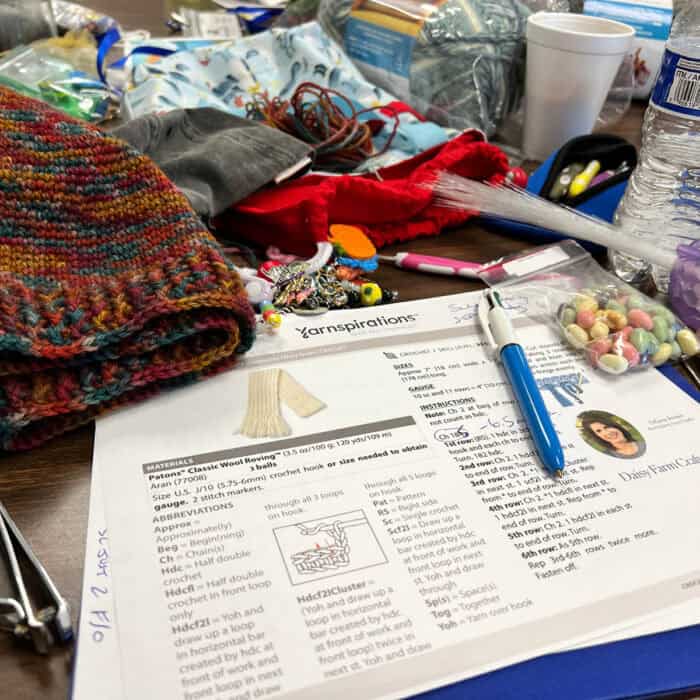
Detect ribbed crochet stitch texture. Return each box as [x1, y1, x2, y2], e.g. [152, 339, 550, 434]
[0, 87, 255, 451]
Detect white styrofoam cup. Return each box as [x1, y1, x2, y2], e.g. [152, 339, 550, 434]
[523, 12, 635, 161]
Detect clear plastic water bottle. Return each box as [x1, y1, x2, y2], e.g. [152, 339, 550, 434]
[611, 3, 700, 291]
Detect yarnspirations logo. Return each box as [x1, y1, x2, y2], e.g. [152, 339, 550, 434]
[295, 314, 418, 340]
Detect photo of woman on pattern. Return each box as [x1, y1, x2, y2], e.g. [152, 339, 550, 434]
[577, 410, 646, 459]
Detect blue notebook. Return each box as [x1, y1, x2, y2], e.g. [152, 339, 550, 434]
[418, 367, 700, 700]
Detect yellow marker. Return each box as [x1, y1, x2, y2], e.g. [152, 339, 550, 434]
[568, 160, 601, 198]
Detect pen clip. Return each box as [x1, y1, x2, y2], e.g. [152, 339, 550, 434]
[477, 293, 498, 356]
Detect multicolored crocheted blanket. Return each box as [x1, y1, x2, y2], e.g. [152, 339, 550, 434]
[0, 87, 255, 450]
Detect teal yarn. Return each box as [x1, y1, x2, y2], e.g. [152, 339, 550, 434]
[318, 0, 531, 136]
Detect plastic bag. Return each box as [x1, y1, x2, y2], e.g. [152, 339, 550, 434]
[479, 240, 699, 375]
[51, 0, 119, 36]
[596, 52, 634, 129]
[520, 0, 570, 10]
[317, 0, 530, 136]
[0, 46, 117, 122]
[31, 29, 99, 78]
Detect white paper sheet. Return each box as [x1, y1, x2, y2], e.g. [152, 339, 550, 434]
[72, 463, 124, 700]
[75, 290, 700, 699]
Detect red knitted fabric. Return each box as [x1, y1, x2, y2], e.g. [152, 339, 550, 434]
[215, 131, 509, 256]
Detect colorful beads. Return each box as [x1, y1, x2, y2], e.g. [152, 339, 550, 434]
[360, 282, 383, 306]
[559, 286, 697, 374]
[260, 301, 282, 328]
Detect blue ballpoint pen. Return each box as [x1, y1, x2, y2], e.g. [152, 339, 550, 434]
[478, 290, 566, 478]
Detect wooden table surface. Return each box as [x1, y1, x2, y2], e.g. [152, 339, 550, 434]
[1, 3, 697, 698]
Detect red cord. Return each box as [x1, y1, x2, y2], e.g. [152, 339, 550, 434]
[247, 82, 399, 172]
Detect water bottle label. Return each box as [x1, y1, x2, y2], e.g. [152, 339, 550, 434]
[651, 49, 700, 119]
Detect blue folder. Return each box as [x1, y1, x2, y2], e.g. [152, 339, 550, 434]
[415, 367, 700, 700]
[420, 622, 700, 700]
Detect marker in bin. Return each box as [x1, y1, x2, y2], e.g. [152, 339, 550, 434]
[378, 253, 483, 279]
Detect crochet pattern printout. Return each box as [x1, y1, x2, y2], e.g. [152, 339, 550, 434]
[82, 291, 700, 700]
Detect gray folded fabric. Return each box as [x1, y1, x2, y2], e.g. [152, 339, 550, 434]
[114, 108, 312, 218]
[0, 7, 53, 52]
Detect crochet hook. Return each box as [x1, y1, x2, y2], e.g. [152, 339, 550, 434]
[378, 253, 482, 278]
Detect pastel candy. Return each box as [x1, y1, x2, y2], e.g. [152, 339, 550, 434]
[589, 320, 610, 340]
[603, 310, 627, 331]
[649, 305, 676, 324]
[676, 329, 699, 356]
[565, 323, 589, 349]
[559, 306, 577, 327]
[651, 342, 673, 367]
[630, 328, 649, 354]
[621, 341, 640, 367]
[645, 332, 660, 357]
[605, 300, 626, 314]
[574, 295, 598, 313]
[589, 338, 613, 355]
[561, 286, 690, 374]
[627, 295, 647, 311]
[651, 316, 669, 342]
[586, 338, 613, 367]
[598, 354, 629, 375]
[628, 308, 653, 330]
[576, 309, 596, 330]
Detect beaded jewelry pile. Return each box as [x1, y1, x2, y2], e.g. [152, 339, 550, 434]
[0, 87, 255, 450]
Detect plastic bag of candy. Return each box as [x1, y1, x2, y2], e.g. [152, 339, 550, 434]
[479, 240, 699, 375]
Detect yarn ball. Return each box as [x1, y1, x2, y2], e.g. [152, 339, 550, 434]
[318, 0, 530, 136]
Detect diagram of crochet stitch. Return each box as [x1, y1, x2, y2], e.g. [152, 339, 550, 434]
[273, 510, 387, 585]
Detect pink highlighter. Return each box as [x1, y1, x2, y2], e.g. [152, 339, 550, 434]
[378, 253, 483, 279]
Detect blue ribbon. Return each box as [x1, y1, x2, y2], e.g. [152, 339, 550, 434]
[96, 27, 121, 85]
[96, 27, 177, 87]
[228, 7, 283, 33]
